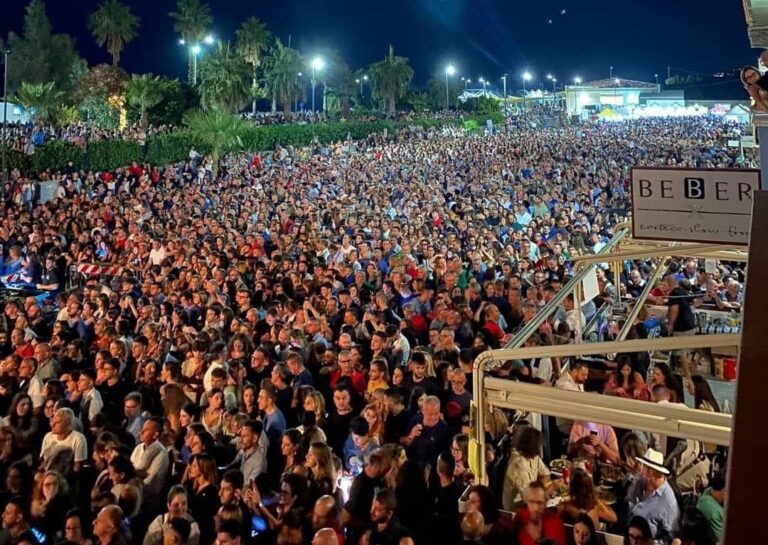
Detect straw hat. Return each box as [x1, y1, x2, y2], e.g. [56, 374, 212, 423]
[636, 448, 670, 475]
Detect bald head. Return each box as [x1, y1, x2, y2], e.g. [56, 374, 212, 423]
[461, 510, 486, 541]
[312, 528, 338, 545]
[312, 495, 338, 530]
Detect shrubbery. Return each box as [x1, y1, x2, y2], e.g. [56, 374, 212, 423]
[4, 117, 464, 176]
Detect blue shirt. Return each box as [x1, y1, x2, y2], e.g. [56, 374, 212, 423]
[263, 409, 286, 446]
[627, 478, 679, 544]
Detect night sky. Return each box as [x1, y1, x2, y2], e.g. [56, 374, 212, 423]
[0, 0, 758, 91]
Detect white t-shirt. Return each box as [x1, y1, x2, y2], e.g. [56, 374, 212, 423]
[40, 430, 88, 468]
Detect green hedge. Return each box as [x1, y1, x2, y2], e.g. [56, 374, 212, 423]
[85, 140, 143, 172]
[3, 118, 465, 176]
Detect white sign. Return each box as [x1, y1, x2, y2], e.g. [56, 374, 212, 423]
[582, 267, 600, 303]
[630, 168, 760, 245]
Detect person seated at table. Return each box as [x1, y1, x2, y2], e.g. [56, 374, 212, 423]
[557, 468, 618, 527]
[502, 427, 551, 511]
[509, 481, 567, 545]
[569, 513, 600, 545]
[603, 356, 650, 401]
[568, 421, 621, 464]
[626, 449, 680, 545]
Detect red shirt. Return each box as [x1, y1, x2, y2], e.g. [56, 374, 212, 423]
[511, 508, 567, 545]
[330, 369, 367, 394]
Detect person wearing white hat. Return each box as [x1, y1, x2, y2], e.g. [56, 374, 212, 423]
[626, 448, 680, 545]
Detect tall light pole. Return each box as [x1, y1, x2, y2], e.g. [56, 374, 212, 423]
[310, 57, 324, 113]
[1, 50, 8, 188]
[655, 73, 659, 86]
[574, 76, 582, 85]
[295, 72, 302, 112]
[182, 35, 214, 85]
[609, 66, 614, 80]
[479, 77, 486, 98]
[444, 64, 456, 110]
[501, 74, 507, 109]
[522, 71, 532, 112]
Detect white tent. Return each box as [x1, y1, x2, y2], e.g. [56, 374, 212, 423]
[723, 104, 751, 124]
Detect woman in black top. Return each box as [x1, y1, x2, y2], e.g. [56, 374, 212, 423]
[184, 453, 220, 545]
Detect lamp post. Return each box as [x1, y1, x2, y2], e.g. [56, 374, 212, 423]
[310, 57, 324, 112]
[357, 74, 368, 95]
[444, 64, 456, 110]
[522, 71, 532, 112]
[1, 49, 8, 188]
[610, 66, 614, 79]
[574, 77, 582, 85]
[655, 73, 659, 86]
[295, 72, 302, 112]
[182, 34, 214, 85]
[479, 77, 486, 98]
[501, 74, 507, 108]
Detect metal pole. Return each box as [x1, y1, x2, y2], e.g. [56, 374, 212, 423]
[445, 71, 449, 110]
[1, 50, 8, 189]
[311, 66, 316, 112]
[523, 79, 526, 113]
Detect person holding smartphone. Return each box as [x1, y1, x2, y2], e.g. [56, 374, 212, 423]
[567, 421, 621, 464]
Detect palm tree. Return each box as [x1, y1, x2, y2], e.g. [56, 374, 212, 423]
[198, 42, 251, 113]
[262, 40, 304, 115]
[368, 45, 414, 116]
[15, 81, 65, 123]
[88, 0, 139, 66]
[126, 74, 164, 130]
[169, 0, 212, 82]
[183, 109, 247, 178]
[236, 17, 271, 114]
[321, 53, 357, 119]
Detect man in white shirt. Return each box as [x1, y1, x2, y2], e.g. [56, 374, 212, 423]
[555, 360, 588, 434]
[130, 417, 170, 512]
[40, 407, 88, 474]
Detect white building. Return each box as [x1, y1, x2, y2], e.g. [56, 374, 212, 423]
[564, 78, 660, 116]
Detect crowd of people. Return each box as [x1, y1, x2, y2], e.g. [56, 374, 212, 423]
[0, 115, 747, 545]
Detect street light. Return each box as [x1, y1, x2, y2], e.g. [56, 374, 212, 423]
[610, 66, 614, 79]
[522, 71, 532, 112]
[444, 64, 456, 110]
[501, 74, 508, 108]
[310, 57, 325, 112]
[203, 35, 215, 45]
[574, 77, 582, 85]
[295, 72, 303, 112]
[654, 73, 659, 86]
[178, 39, 185, 45]
[479, 77, 487, 98]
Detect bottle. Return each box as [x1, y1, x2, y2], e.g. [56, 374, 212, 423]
[593, 455, 602, 486]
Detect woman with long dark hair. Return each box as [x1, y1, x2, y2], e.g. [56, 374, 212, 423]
[569, 513, 600, 545]
[184, 453, 220, 545]
[280, 429, 306, 477]
[558, 468, 617, 527]
[648, 362, 685, 403]
[604, 357, 650, 401]
[5, 393, 38, 458]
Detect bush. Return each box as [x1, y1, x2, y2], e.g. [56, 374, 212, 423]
[4, 150, 32, 174]
[3, 117, 464, 176]
[84, 140, 143, 172]
[33, 141, 84, 173]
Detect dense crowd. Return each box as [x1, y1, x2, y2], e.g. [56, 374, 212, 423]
[0, 116, 748, 545]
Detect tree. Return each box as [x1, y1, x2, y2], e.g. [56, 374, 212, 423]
[5, 0, 82, 93]
[88, 0, 139, 66]
[198, 42, 251, 113]
[368, 45, 414, 115]
[262, 40, 304, 115]
[183, 109, 247, 178]
[236, 17, 271, 114]
[14, 81, 65, 123]
[426, 72, 462, 110]
[127, 74, 163, 129]
[169, 0, 213, 82]
[324, 54, 358, 118]
[71, 64, 128, 128]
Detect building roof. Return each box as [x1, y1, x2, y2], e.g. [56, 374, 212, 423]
[743, 0, 768, 47]
[581, 78, 658, 89]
